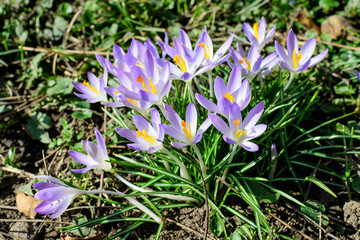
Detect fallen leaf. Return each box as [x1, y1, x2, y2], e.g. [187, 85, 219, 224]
[321, 15, 352, 40]
[16, 191, 42, 219]
[295, 9, 320, 34]
[60, 233, 102, 240]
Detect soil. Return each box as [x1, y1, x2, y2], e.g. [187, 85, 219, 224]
[0, 107, 359, 239]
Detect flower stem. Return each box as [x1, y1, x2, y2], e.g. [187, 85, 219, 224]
[284, 72, 295, 91]
[87, 189, 162, 224]
[187, 81, 195, 102]
[193, 76, 204, 95]
[208, 72, 213, 98]
[113, 172, 199, 203]
[219, 144, 237, 189]
[192, 145, 207, 178]
[162, 148, 192, 182]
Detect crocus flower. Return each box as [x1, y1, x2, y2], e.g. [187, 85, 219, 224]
[196, 66, 251, 119]
[116, 108, 164, 153]
[233, 17, 276, 51]
[193, 26, 234, 68]
[229, 44, 278, 81]
[356, 70, 360, 81]
[68, 128, 111, 174]
[33, 175, 87, 218]
[209, 101, 267, 152]
[161, 103, 211, 148]
[118, 50, 172, 107]
[72, 70, 108, 103]
[275, 29, 328, 73]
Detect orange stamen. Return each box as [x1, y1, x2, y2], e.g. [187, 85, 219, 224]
[181, 120, 192, 139]
[233, 120, 247, 139]
[224, 92, 235, 103]
[198, 42, 210, 60]
[174, 55, 187, 73]
[82, 81, 100, 95]
[136, 129, 156, 143]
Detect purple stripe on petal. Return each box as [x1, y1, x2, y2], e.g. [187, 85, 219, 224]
[50, 197, 74, 218]
[243, 101, 264, 128]
[35, 187, 71, 201]
[94, 128, 107, 157]
[190, 134, 202, 145]
[33, 182, 59, 190]
[116, 128, 139, 143]
[224, 136, 237, 145]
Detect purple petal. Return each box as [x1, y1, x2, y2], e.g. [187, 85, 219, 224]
[50, 197, 73, 218]
[190, 134, 202, 145]
[213, 34, 234, 62]
[196, 93, 219, 113]
[243, 22, 257, 45]
[275, 41, 289, 63]
[116, 128, 139, 143]
[309, 49, 328, 67]
[179, 29, 192, 50]
[33, 182, 59, 190]
[162, 124, 183, 141]
[240, 141, 259, 152]
[95, 128, 107, 156]
[214, 77, 228, 101]
[198, 118, 212, 135]
[186, 103, 197, 137]
[286, 29, 298, 56]
[356, 70, 360, 81]
[208, 113, 231, 137]
[300, 38, 316, 63]
[35, 187, 71, 201]
[165, 104, 182, 130]
[172, 142, 188, 148]
[258, 17, 266, 42]
[224, 136, 237, 145]
[228, 66, 242, 91]
[128, 143, 149, 151]
[68, 151, 98, 166]
[71, 167, 93, 174]
[243, 101, 264, 128]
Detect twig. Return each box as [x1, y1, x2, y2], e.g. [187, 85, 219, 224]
[267, 211, 313, 240]
[0, 219, 71, 224]
[0, 205, 18, 210]
[165, 218, 217, 240]
[42, 150, 49, 176]
[1, 166, 35, 178]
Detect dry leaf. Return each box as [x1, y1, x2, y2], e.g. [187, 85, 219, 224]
[16, 191, 42, 219]
[321, 15, 352, 40]
[295, 10, 320, 34]
[60, 233, 102, 240]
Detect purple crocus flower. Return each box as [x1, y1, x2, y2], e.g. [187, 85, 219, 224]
[68, 128, 111, 174]
[116, 108, 164, 153]
[33, 175, 86, 218]
[161, 103, 211, 148]
[229, 44, 278, 81]
[209, 101, 267, 152]
[118, 50, 172, 107]
[196, 66, 251, 119]
[193, 27, 234, 69]
[72, 70, 108, 103]
[233, 17, 276, 51]
[356, 70, 360, 81]
[275, 29, 328, 73]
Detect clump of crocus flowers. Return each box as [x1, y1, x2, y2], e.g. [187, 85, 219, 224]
[32, 18, 329, 230]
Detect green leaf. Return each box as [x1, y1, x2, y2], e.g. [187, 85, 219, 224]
[301, 200, 329, 226]
[352, 176, 360, 194]
[59, 2, 73, 15]
[25, 112, 53, 144]
[333, 82, 355, 96]
[47, 77, 73, 95]
[210, 217, 224, 237]
[305, 176, 337, 198]
[70, 214, 96, 238]
[230, 229, 247, 240]
[17, 179, 36, 196]
[72, 110, 92, 119]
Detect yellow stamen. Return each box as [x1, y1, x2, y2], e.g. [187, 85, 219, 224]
[136, 76, 157, 95]
[181, 120, 192, 139]
[174, 55, 187, 73]
[136, 61, 145, 70]
[233, 120, 247, 139]
[223, 92, 235, 103]
[292, 49, 302, 69]
[253, 22, 260, 41]
[198, 42, 210, 60]
[114, 90, 119, 94]
[126, 98, 138, 107]
[82, 80, 100, 95]
[136, 129, 156, 143]
[239, 58, 251, 71]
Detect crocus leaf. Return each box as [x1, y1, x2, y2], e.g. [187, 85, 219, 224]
[301, 200, 329, 226]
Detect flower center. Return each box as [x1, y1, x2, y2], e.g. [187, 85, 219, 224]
[223, 92, 235, 103]
[181, 120, 192, 139]
[136, 129, 156, 143]
[239, 58, 251, 71]
[174, 55, 187, 73]
[198, 42, 210, 60]
[253, 22, 260, 41]
[82, 81, 100, 95]
[292, 49, 302, 69]
[137, 76, 157, 95]
[136, 61, 145, 70]
[233, 120, 247, 139]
